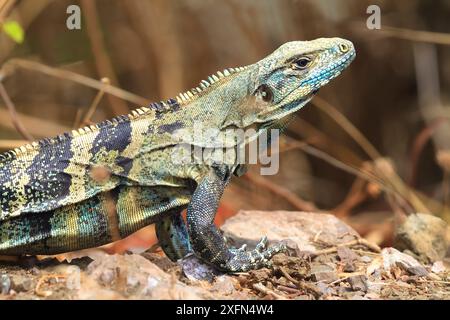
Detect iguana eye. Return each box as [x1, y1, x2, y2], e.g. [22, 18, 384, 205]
[291, 57, 311, 70]
[255, 84, 273, 103]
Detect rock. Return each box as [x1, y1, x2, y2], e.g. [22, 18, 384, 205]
[0, 274, 11, 295]
[310, 263, 338, 283]
[210, 276, 237, 296]
[141, 252, 179, 272]
[312, 271, 338, 283]
[271, 253, 310, 278]
[221, 211, 360, 253]
[364, 292, 381, 300]
[10, 275, 33, 292]
[431, 261, 446, 274]
[343, 262, 356, 273]
[181, 254, 222, 282]
[65, 266, 81, 290]
[347, 275, 368, 292]
[30, 267, 40, 276]
[337, 246, 358, 263]
[248, 268, 272, 283]
[367, 247, 428, 277]
[394, 213, 450, 263]
[349, 293, 367, 300]
[316, 282, 335, 296]
[84, 253, 216, 299]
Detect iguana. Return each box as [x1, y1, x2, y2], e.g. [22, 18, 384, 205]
[0, 38, 355, 272]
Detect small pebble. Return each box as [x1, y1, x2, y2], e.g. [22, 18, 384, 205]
[0, 274, 11, 295]
[30, 267, 41, 276]
[11, 276, 33, 292]
[431, 261, 446, 274]
[348, 275, 368, 293]
[343, 262, 356, 272]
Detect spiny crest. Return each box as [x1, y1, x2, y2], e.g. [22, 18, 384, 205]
[0, 106, 151, 162]
[146, 66, 249, 116]
[175, 66, 249, 104]
[0, 65, 249, 162]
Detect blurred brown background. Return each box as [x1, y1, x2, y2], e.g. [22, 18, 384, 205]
[1, 0, 449, 252]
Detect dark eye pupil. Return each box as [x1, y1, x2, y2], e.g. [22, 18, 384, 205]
[294, 57, 311, 69]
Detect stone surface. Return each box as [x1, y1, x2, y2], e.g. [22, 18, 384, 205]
[0, 274, 10, 295]
[221, 210, 360, 253]
[431, 261, 446, 274]
[181, 254, 222, 282]
[1, 211, 449, 300]
[10, 275, 33, 292]
[394, 213, 450, 263]
[367, 247, 428, 278]
[347, 275, 368, 292]
[83, 253, 215, 299]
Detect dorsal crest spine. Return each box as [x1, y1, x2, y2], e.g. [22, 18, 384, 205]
[0, 65, 249, 161]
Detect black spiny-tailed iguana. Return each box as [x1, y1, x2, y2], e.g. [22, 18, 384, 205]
[0, 38, 355, 272]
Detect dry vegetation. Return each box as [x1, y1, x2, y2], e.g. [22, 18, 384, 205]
[0, 0, 449, 299]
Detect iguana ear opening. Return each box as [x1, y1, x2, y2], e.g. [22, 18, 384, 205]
[254, 84, 273, 103]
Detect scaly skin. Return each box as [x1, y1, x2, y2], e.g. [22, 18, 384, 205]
[0, 38, 355, 271]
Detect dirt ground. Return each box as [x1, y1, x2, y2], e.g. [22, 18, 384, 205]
[0, 211, 449, 300]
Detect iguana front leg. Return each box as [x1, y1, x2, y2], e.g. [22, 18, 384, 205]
[186, 166, 286, 272]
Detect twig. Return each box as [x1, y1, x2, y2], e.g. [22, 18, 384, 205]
[285, 139, 408, 204]
[352, 249, 380, 256]
[35, 274, 67, 297]
[80, 0, 129, 116]
[243, 172, 318, 212]
[1, 59, 150, 106]
[276, 285, 300, 294]
[288, 115, 366, 166]
[329, 272, 366, 285]
[0, 139, 28, 150]
[0, 254, 19, 262]
[75, 77, 109, 128]
[313, 230, 322, 243]
[278, 266, 322, 298]
[312, 96, 430, 214]
[331, 174, 371, 218]
[123, 0, 185, 99]
[443, 170, 449, 210]
[313, 238, 381, 256]
[409, 117, 449, 186]
[0, 0, 16, 24]
[0, 82, 33, 141]
[0, 108, 70, 138]
[252, 282, 287, 300]
[312, 96, 380, 160]
[72, 108, 83, 129]
[353, 24, 450, 46]
[415, 279, 450, 285]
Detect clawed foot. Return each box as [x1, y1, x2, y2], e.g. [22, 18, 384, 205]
[221, 236, 286, 272]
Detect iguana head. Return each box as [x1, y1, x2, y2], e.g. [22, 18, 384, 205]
[163, 38, 355, 158]
[220, 37, 356, 129]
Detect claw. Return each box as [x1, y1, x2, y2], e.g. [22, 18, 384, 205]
[222, 237, 287, 272]
[238, 244, 247, 252]
[255, 236, 268, 252]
